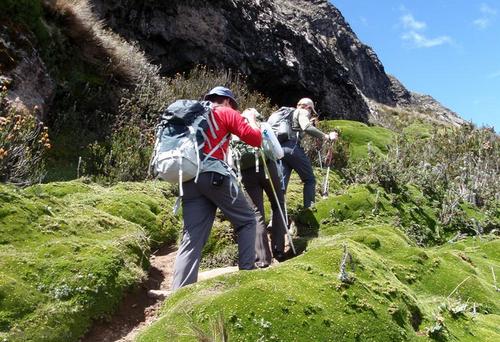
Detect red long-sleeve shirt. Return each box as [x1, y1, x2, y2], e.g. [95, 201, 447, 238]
[203, 106, 262, 160]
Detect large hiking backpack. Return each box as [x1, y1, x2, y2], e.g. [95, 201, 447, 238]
[230, 138, 260, 173]
[229, 122, 284, 179]
[150, 100, 228, 196]
[267, 107, 297, 142]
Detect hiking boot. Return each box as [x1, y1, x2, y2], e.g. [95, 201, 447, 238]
[273, 251, 286, 262]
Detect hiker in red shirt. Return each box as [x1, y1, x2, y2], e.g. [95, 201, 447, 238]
[172, 86, 262, 290]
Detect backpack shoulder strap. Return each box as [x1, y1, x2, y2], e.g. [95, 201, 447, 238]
[291, 108, 302, 131]
[202, 134, 230, 162]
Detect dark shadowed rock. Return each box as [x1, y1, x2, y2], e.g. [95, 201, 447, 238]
[0, 22, 54, 121]
[89, 0, 401, 121]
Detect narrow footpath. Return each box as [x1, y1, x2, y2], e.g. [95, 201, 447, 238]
[81, 245, 239, 342]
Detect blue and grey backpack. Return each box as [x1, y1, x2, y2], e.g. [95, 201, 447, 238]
[150, 100, 229, 196]
[267, 107, 298, 142]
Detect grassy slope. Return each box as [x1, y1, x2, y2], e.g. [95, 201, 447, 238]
[137, 121, 499, 341]
[137, 185, 499, 341]
[0, 180, 180, 341]
[320, 120, 394, 160]
[1, 120, 498, 341]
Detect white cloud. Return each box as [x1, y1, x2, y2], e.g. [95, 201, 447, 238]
[399, 12, 452, 48]
[488, 70, 500, 79]
[480, 3, 497, 15]
[474, 3, 497, 29]
[401, 14, 426, 30]
[473, 18, 490, 29]
[402, 31, 452, 48]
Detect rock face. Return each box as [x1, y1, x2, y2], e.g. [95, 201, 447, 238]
[89, 0, 461, 124]
[409, 92, 465, 127]
[0, 22, 55, 121]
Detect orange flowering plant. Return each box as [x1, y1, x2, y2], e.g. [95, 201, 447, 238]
[0, 85, 51, 185]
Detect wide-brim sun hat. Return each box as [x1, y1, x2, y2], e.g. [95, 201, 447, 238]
[297, 97, 317, 115]
[204, 86, 238, 109]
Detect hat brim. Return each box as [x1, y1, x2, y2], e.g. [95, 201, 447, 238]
[204, 94, 238, 109]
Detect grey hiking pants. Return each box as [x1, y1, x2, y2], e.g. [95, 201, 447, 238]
[241, 159, 287, 265]
[281, 139, 316, 208]
[171, 172, 256, 290]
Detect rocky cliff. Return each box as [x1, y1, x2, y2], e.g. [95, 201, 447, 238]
[89, 0, 461, 125]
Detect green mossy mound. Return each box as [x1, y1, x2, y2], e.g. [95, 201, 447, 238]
[137, 228, 499, 341]
[320, 120, 394, 160]
[137, 184, 499, 341]
[0, 180, 180, 341]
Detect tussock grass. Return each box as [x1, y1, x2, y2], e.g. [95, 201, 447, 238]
[44, 0, 159, 84]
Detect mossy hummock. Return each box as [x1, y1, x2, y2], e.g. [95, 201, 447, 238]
[0, 180, 180, 341]
[137, 184, 499, 341]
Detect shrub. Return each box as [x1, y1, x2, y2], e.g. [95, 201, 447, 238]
[301, 130, 350, 170]
[0, 0, 44, 36]
[343, 123, 500, 240]
[0, 87, 50, 185]
[85, 66, 275, 183]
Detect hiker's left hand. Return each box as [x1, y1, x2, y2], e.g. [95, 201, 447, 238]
[242, 108, 259, 121]
[241, 108, 260, 129]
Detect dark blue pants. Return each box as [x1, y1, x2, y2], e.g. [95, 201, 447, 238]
[281, 140, 316, 208]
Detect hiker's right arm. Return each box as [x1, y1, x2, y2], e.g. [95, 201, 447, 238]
[297, 109, 328, 140]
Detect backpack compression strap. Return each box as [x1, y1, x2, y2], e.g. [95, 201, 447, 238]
[202, 134, 230, 163]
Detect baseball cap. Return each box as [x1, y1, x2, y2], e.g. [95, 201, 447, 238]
[297, 97, 317, 115]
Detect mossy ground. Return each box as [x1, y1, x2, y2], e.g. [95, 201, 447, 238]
[136, 184, 499, 341]
[1, 119, 498, 341]
[0, 180, 180, 341]
[319, 120, 394, 160]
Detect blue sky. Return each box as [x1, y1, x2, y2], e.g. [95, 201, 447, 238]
[331, 1, 499, 131]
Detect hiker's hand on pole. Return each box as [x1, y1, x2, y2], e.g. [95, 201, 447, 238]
[328, 131, 338, 141]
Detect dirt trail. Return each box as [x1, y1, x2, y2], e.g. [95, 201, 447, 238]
[81, 245, 239, 342]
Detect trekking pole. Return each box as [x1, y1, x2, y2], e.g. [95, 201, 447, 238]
[321, 142, 334, 198]
[260, 151, 296, 255]
[318, 150, 323, 170]
[315, 138, 323, 170]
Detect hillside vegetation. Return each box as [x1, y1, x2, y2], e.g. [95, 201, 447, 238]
[1, 120, 499, 341]
[1, 1, 499, 341]
[0, 181, 179, 341]
[137, 186, 499, 341]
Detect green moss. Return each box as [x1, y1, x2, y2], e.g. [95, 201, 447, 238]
[137, 204, 499, 341]
[0, 180, 180, 341]
[24, 182, 93, 198]
[319, 120, 394, 160]
[402, 122, 434, 140]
